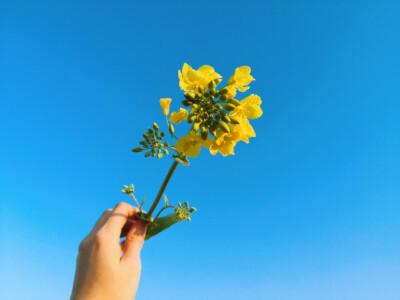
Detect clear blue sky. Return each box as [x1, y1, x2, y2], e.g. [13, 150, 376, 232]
[1, 1, 399, 299]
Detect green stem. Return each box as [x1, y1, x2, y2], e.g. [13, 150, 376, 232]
[147, 160, 179, 217]
[153, 205, 176, 223]
[129, 194, 141, 208]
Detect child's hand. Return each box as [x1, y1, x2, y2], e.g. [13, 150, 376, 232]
[71, 203, 147, 300]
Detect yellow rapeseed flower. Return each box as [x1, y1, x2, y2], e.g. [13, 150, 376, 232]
[169, 108, 188, 124]
[175, 131, 213, 157]
[209, 131, 241, 156]
[228, 66, 255, 92]
[160, 98, 172, 116]
[229, 94, 262, 143]
[178, 63, 221, 93]
[226, 85, 237, 99]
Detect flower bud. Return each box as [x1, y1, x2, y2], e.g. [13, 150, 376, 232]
[169, 124, 174, 134]
[230, 116, 240, 124]
[132, 147, 143, 152]
[164, 141, 169, 146]
[144, 152, 151, 157]
[225, 104, 236, 111]
[188, 115, 197, 123]
[184, 92, 195, 101]
[182, 100, 192, 107]
[163, 148, 169, 155]
[228, 99, 241, 106]
[220, 88, 228, 95]
[219, 122, 230, 133]
[222, 115, 231, 123]
[192, 122, 200, 131]
[208, 80, 215, 89]
[220, 95, 227, 101]
[157, 153, 163, 159]
[153, 122, 159, 131]
[201, 126, 208, 140]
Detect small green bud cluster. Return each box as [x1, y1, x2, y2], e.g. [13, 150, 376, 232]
[174, 201, 196, 221]
[133, 123, 170, 159]
[121, 184, 134, 194]
[182, 78, 241, 140]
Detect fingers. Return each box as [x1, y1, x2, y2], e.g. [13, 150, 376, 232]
[90, 209, 113, 236]
[101, 202, 139, 240]
[121, 219, 147, 262]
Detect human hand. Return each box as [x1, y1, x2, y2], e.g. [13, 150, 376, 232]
[71, 202, 147, 300]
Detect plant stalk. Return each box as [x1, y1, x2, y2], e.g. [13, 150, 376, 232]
[146, 160, 179, 217]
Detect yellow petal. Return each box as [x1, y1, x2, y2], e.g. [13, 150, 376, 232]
[175, 133, 202, 157]
[228, 66, 255, 92]
[241, 94, 263, 119]
[169, 108, 188, 124]
[160, 98, 172, 116]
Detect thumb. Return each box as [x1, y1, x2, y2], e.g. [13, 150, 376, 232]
[121, 220, 147, 262]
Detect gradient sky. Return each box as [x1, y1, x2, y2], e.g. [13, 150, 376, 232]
[1, 1, 400, 299]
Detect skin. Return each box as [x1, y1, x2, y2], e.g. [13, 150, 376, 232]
[71, 202, 147, 300]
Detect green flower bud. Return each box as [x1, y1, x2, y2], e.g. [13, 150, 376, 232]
[160, 131, 165, 137]
[219, 122, 230, 133]
[220, 95, 227, 102]
[201, 126, 208, 140]
[222, 115, 231, 123]
[148, 128, 154, 134]
[164, 141, 169, 146]
[230, 115, 240, 124]
[153, 122, 159, 131]
[225, 104, 236, 111]
[208, 80, 215, 89]
[184, 92, 195, 101]
[192, 122, 200, 131]
[144, 152, 151, 157]
[143, 133, 149, 139]
[188, 115, 197, 123]
[182, 100, 192, 107]
[163, 148, 169, 155]
[220, 110, 227, 117]
[132, 147, 143, 152]
[220, 88, 228, 95]
[169, 124, 174, 134]
[139, 141, 147, 146]
[228, 99, 241, 106]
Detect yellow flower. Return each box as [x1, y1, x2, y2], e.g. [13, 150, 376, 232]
[239, 94, 262, 119]
[229, 94, 262, 143]
[169, 108, 188, 124]
[226, 85, 237, 99]
[178, 63, 221, 93]
[228, 66, 255, 92]
[160, 98, 172, 116]
[209, 131, 241, 156]
[175, 131, 213, 157]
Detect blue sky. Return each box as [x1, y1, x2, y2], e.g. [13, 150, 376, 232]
[1, 1, 399, 299]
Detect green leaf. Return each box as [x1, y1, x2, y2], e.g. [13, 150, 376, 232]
[173, 154, 190, 166]
[140, 194, 146, 209]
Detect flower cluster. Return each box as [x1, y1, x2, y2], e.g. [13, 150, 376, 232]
[165, 63, 262, 156]
[126, 63, 263, 240]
